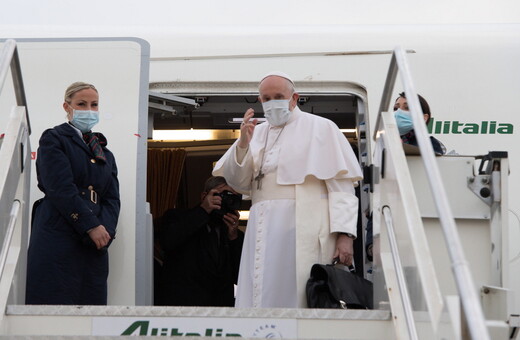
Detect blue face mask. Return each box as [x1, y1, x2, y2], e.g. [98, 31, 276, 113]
[71, 110, 99, 133]
[394, 109, 414, 136]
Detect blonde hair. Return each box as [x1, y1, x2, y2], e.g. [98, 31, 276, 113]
[64, 82, 97, 103]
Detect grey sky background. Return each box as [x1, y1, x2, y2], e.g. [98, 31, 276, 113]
[1, 0, 518, 31]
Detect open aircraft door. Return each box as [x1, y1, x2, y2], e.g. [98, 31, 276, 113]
[0, 37, 152, 306]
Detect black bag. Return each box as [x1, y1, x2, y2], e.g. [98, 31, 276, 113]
[306, 263, 373, 309]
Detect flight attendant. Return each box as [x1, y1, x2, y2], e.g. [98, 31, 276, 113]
[26, 82, 120, 305]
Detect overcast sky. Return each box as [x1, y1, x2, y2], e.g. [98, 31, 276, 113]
[1, 0, 518, 31]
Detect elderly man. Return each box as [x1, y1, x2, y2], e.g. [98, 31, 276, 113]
[213, 72, 362, 308]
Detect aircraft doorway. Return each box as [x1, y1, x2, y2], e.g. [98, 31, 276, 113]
[147, 84, 369, 306]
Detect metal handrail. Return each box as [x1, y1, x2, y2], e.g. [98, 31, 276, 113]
[0, 200, 20, 279]
[375, 46, 490, 340]
[373, 52, 398, 142]
[0, 39, 30, 134]
[382, 206, 418, 340]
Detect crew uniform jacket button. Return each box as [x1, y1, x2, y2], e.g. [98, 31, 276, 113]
[90, 159, 96, 163]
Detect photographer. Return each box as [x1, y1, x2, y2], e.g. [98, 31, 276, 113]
[158, 176, 244, 307]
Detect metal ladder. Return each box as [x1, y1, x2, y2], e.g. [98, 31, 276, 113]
[372, 46, 493, 340]
[0, 39, 31, 316]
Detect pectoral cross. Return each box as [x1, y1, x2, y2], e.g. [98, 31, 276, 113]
[254, 171, 265, 190]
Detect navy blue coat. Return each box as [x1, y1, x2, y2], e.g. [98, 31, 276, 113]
[26, 123, 120, 305]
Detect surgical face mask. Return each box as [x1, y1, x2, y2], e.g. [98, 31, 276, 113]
[394, 109, 414, 136]
[70, 109, 99, 133]
[262, 98, 292, 126]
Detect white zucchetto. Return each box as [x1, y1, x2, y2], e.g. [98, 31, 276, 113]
[260, 71, 295, 85]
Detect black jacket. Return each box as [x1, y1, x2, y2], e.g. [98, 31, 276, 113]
[402, 130, 447, 155]
[158, 206, 243, 307]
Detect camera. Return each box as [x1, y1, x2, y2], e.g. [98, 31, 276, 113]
[213, 190, 242, 216]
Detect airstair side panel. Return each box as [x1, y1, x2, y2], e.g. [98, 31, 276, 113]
[372, 111, 448, 339]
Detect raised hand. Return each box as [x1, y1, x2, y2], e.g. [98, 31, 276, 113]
[223, 211, 240, 240]
[238, 108, 258, 149]
[200, 188, 222, 214]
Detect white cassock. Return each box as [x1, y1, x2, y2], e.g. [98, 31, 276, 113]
[213, 107, 363, 308]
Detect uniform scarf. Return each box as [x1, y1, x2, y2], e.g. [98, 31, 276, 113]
[401, 129, 415, 144]
[82, 132, 107, 163]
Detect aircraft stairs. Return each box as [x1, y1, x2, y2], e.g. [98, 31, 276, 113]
[0, 40, 517, 339]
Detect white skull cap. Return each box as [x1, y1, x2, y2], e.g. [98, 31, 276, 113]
[260, 71, 295, 85]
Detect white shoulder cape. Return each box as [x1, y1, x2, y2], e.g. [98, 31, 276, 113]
[213, 107, 362, 186]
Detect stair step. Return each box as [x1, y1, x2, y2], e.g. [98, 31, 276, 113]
[6, 305, 393, 339]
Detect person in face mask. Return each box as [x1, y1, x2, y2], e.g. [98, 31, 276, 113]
[26, 82, 120, 305]
[213, 72, 363, 308]
[394, 92, 446, 155]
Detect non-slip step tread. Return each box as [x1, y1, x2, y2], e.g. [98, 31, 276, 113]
[7, 305, 391, 320]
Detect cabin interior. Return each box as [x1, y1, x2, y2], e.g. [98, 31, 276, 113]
[147, 87, 369, 304]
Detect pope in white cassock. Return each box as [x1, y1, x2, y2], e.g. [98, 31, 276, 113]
[213, 72, 363, 308]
